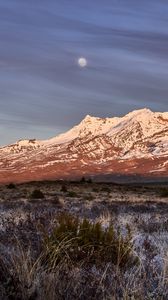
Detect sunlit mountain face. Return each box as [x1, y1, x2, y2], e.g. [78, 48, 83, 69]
[0, 108, 168, 183]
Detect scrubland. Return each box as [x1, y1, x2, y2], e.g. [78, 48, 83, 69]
[0, 180, 168, 299]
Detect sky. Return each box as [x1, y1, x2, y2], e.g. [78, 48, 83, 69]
[0, 0, 168, 145]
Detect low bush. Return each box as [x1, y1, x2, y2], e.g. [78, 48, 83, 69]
[67, 191, 78, 198]
[80, 177, 86, 183]
[160, 188, 168, 197]
[49, 197, 62, 207]
[43, 213, 135, 268]
[30, 189, 45, 199]
[83, 193, 94, 201]
[92, 187, 99, 193]
[7, 183, 16, 189]
[101, 186, 111, 193]
[60, 185, 68, 193]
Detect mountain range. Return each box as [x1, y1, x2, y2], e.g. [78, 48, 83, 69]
[0, 108, 168, 183]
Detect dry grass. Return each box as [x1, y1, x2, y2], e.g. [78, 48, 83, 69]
[0, 180, 168, 299]
[42, 213, 135, 269]
[1, 242, 168, 299]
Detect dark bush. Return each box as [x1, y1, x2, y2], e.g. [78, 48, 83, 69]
[80, 177, 86, 183]
[49, 197, 62, 207]
[7, 183, 16, 189]
[83, 193, 94, 201]
[67, 191, 78, 198]
[101, 186, 111, 193]
[60, 185, 67, 193]
[92, 187, 99, 193]
[160, 188, 168, 197]
[30, 189, 45, 199]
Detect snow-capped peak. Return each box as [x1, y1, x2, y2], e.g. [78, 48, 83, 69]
[107, 108, 167, 142]
[2, 107, 168, 152]
[82, 114, 95, 122]
[124, 108, 152, 117]
[0, 107, 168, 183]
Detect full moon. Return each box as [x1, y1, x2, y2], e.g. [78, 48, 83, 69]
[78, 57, 87, 68]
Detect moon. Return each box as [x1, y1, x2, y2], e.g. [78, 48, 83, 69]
[78, 57, 87, 68]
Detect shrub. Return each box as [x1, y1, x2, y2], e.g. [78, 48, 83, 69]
[80, 177, 86, 183]
[101, 186, 111, 193]
[92, 187, 99, 193]
[50, 197, 62, 207]
[160, 188, 168, 197]
[7, 183, 16, 189]
[60, 185, 67, 193]
[43, 213, 135, 268]
[67, 191, 78, 198]
[30, 189, 45, 199]
[83, 193, 94, 201]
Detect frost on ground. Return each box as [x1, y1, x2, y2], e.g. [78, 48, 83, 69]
[0, 180, 168, 300]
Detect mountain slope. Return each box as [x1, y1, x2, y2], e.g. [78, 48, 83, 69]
[0, 108, 168, 183]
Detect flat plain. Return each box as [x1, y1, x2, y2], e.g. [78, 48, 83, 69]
[0, 180, 168, 300]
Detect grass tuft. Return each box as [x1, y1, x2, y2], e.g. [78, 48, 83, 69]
[43, 213, 135, 268]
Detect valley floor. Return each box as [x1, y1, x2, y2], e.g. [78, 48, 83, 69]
[0, 180, 168, 299]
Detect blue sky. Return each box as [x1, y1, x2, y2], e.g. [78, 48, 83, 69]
[0, 0, 168, 145]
